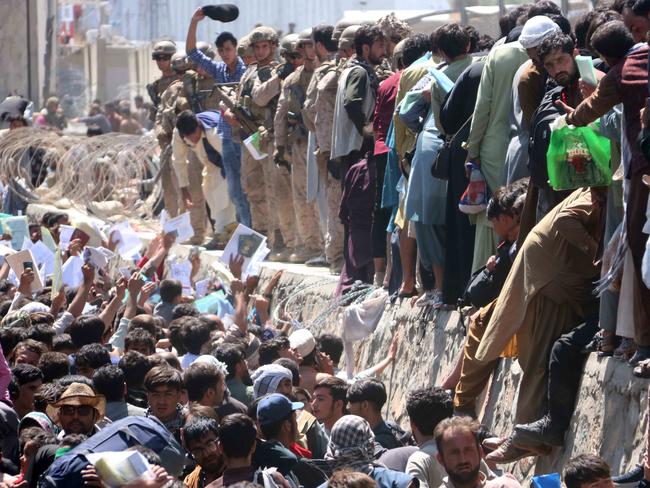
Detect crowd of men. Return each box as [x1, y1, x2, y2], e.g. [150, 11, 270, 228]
[2, 0, 650, 486]
[0, 216, 640, 488]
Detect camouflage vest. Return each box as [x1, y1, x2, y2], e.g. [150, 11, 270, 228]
[182, 72, 220, 113]
[238, 61, 278, 129]
[285, 65, 313, 139]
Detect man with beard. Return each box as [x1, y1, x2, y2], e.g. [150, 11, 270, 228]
[434, 417, 495, 488]
[505, 16, 560, 184]
[184, 416, 224, 488]
[46, 382, 105, 438]
[331, 24, 387, 175]
[332, 25, 387, 294]
[253, 394, 302, 476]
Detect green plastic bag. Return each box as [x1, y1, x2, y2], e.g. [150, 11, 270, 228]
[546, 120, 611, 190]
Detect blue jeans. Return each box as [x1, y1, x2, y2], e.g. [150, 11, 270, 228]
[221, 139, 251, 227]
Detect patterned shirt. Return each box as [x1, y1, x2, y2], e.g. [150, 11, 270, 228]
[188, 48, 247, 140]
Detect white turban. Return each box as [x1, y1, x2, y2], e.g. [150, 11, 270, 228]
[251, 364, 293, 398]
[519, 16, 561, 49]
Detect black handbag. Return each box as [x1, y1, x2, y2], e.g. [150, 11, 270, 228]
[431, 115, 473, 180]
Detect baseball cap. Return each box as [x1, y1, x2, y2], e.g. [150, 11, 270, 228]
[257, 393, 303, 426]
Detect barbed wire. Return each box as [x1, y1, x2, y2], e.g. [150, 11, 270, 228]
[0, 128, 160, 218]
[271, 278, 377, 330]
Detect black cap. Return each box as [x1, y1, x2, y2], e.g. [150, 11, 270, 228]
[202, 4, 239, 22]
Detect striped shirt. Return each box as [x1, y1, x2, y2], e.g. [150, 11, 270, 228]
[188, 48, 247, 140]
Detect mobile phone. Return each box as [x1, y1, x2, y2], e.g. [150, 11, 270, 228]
[23, 262, 33, 270]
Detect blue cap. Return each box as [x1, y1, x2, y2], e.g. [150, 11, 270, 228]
[257, 393, 303, 426]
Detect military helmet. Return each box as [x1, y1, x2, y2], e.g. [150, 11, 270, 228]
[332, 19, 358, 41]
[249, 26, 279, 45]
[280, 33, 300, 56]
[152, 40, 177, 57]
[297, 28, 313, 46]
[338, 25, 362, 51]
[237, 35, 254, 57]
[171, 52, 190, 72]
[196, 41, 216, 59]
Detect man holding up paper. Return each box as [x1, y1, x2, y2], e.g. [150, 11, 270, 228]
[173, 110, 237, 250]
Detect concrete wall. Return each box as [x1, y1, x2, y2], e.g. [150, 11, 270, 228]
[257, 267, 648, 481]
[0, 0, 48, 106]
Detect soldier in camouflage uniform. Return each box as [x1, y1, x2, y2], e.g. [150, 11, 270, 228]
[149, 40, 182, 218]
[274, 29, 323, 264]
[301, 24, 360, 273]
[231, 26, 298, 261]
[225, 28, 274, 251]
[237, 34, 255, 66]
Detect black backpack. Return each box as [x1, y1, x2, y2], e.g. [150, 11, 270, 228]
[528, 86, 565, 188]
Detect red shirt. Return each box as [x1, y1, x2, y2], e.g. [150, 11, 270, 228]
[373, 70, 402, 156]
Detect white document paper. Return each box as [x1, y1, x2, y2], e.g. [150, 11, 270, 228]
[194, 278, 211, 298]
[220, 224, 268, 278]
[2, 216, 29, 251]
[41, 226, 57, 252]
[170, 260, 192, 291]
[58, 224, 74, 251]
[86, 450, 152, 488]
[30, 240, 55, 277]
[85, 246, 114, 270]
[62, 255, 84, 288]
[5, 249, 44, 292]
[109, 221, 142, 259]
[0, 243, 16, 257]
[119, 267, 132, 279]
[51, 245, 63, 300]
[575, 55, 598, 86]
[243, 131, 268, 160]
[162, 212, 194, 243]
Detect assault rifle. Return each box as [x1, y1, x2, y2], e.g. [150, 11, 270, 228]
[210, 83, 259, 137]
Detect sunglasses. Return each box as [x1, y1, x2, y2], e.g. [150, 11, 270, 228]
[60, 405, 94, 416]
[153, 54, 171, 61]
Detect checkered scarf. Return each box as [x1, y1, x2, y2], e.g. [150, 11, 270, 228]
[325, 415, 379, 474]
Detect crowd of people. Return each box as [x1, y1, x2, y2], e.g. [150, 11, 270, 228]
[1, 0, 650, 486]
[28, 95, 152, 136]
[0, 210, 642, 488]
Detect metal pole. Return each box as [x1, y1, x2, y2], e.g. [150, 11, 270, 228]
[27, 0, 32, 100]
